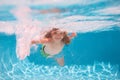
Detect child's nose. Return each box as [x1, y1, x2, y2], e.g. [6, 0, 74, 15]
[57, 33, 61, 36]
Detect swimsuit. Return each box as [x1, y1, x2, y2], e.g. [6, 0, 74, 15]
[40, 45, 50, 57]
[40, 45, 64, 58]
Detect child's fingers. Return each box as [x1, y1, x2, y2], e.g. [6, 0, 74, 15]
[71, 32, 77, 37]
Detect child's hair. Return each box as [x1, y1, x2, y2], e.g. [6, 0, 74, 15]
[44, 28, 70, 44]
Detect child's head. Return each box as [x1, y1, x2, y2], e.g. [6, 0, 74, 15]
[44, 28, 70, 44]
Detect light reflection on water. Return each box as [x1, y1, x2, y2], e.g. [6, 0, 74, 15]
[0, 59, 119, 80]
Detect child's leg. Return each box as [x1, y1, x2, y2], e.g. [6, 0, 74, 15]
[55, 57, 64, 66]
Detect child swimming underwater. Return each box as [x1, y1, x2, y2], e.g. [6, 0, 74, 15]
[31, 28, 76, 66]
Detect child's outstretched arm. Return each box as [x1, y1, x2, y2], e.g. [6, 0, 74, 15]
[68, 32, 77, 39]
[31, 38, 50, 44]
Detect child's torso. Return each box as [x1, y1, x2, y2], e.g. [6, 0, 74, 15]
[44, 42, 64, 55]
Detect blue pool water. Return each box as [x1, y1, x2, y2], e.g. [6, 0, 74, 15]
[0, 0, 120, 80]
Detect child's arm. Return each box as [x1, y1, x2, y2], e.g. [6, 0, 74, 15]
[68, 32, 77, 39]
[31, 38, 51, 44]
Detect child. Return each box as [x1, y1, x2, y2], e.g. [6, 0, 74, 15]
[31, 28, 76, 66]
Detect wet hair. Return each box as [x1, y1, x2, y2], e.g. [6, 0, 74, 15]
[44, 28, 70, 44]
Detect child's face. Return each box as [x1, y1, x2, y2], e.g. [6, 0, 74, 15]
[51, 30, 65, 42]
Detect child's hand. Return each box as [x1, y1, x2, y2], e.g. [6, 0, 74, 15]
[71, 32, 77, 37]
[69, 32, 77, 39]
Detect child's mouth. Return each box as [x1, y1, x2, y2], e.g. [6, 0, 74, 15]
[55, 37, 61, 40]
